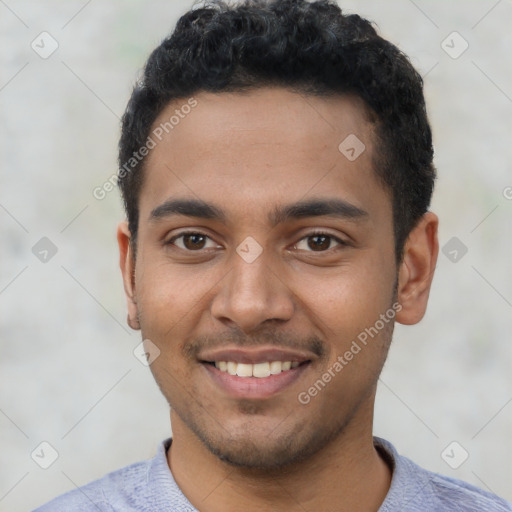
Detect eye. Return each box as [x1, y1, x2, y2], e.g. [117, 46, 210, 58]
[167, 232, 220, 251]
[294, 232, 346, 252]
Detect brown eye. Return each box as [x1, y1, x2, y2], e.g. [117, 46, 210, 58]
[182, 233, 206, 250]
[168, 232, 218, 251]
[307, 235, 331, 251]
[295, 233, 344, 252]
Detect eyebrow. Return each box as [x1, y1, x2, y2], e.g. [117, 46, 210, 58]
[269, 198, 368, 225]
[150, 198, 225, 222]
[149, 198, 368, 226]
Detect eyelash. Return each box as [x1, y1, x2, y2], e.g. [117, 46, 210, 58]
[165, 230, 348, 253]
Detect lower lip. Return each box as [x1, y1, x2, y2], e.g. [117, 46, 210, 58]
[202, 362, 311, 399]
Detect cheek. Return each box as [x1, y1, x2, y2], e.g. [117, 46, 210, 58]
[293, 252, 395, 335]
[134, 254, 221, 343]
[134, 260, 210, 399]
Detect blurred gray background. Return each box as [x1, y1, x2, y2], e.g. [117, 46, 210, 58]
[1, 0, 511, 510]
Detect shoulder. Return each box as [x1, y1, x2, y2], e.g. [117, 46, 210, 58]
[427, 472, 512, 512]
[33, 459, 151, 512]
[375, 437, 512, 512]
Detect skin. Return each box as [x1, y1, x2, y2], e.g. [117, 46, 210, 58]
[117, 88, 438, 511]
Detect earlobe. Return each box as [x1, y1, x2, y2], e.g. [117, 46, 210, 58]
[395, 212, 439, 326]
[127, 313, 140, 330]
[117, 221, 140, 330]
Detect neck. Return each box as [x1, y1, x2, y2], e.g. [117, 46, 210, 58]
[167, 401, 391, 512]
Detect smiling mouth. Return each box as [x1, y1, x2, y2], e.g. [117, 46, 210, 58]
[200, 356, 313, 399]
[203, 360, 309, 378]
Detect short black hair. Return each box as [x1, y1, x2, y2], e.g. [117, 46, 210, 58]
[118, 0, 435, 260]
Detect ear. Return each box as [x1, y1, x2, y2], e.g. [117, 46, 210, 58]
[117, 221, 140, 330]
[395, 212, 439, 325]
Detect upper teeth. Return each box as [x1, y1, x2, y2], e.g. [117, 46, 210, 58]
[214, 361, 300, 378]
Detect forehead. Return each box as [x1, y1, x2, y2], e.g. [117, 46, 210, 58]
[138, 87, 390, 227]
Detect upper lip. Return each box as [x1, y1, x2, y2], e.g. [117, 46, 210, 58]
[198, 346, 315, 364]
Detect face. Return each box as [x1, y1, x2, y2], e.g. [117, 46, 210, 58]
[118, 88, 437, 469]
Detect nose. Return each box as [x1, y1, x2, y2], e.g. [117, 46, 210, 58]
[211, 252, 295, 333]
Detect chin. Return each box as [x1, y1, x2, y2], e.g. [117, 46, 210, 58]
[191, 417, 340, 471]
[213, 440, 300, 469]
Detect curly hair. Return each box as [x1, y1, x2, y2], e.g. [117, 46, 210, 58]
[118, 0, 435, 260]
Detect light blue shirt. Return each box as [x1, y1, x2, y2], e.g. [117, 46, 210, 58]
[33, 437, 512, 511]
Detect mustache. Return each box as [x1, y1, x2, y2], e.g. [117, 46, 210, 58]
[183, 328, 326, 360]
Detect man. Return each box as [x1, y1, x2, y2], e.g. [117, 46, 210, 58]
[34, 0, 511, 510]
